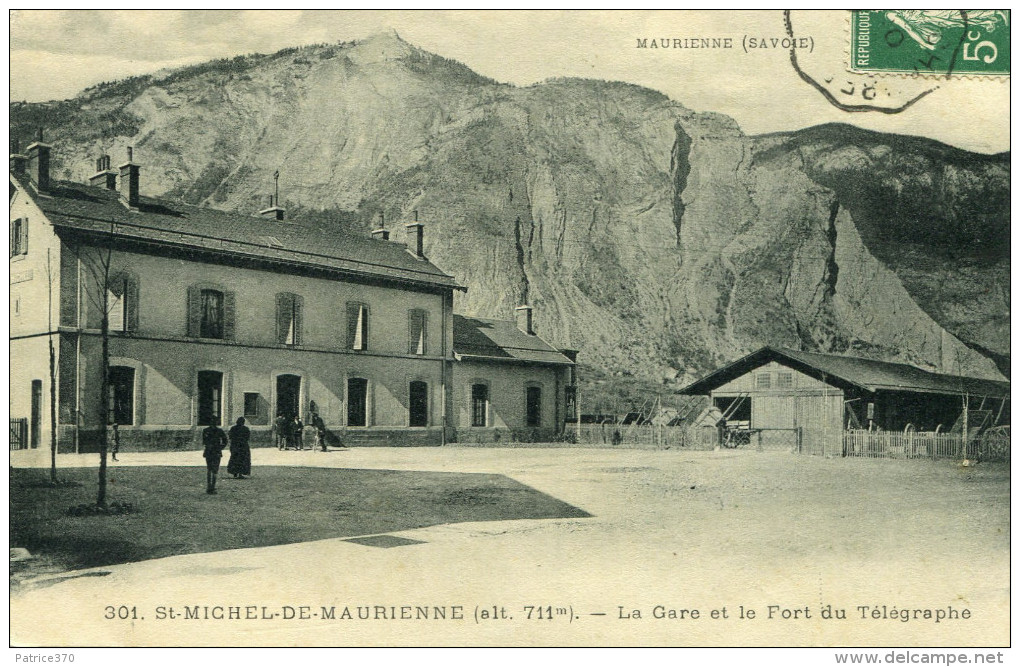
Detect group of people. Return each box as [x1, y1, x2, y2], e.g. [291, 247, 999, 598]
[202, 412, 331, 494]
[275, 413, 328, 452]
[201, 417, 251, 494]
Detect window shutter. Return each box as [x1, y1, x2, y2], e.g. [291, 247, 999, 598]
[9, 220, 15, 257]
[346, 303, 358, 349]
[276, 293, 290, 344]
[408, 311, 415, 354]
[21, 218, 28, 255]
[222, 290, 236, 340]
[292, 294, 303, 345]
[187, 285, 202, 336]
[125, 275, 139, 332]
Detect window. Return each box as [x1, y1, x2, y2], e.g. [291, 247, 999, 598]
[276, 293, 303, 345]
[108, 366, 134, 425]
[471, 383, 489, 427]
[565, 386, 578, 422]
[10, 218, 27, 257]
[243, 392, 260, 419]
[197, 371, 223, 426]
[526, 386, 542, 427]
[347, 377, 368, 427]
[347, 302, 369, 351]
[188, 285, 234, 339]
[409, 380, 428, 427]
[755, 373, 772, 390]
[107, 287, 125, 331]
[776, 372, 793, 389]
[103, 274, 138, 332]
[408, 309, 427, 355]
[201, 290, 224, 338]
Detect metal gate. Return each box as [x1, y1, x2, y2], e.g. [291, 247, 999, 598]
[10, 418, 28, 451]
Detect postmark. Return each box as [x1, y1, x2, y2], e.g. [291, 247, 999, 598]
[784, 10, 939, 114]
[850, 10, 1009, 77]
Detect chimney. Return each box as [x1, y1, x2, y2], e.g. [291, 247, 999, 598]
[89, 154, 117, 190]
[405, 211, 424, 259]
[259, 194, 285, 221]
[371, 212, 389, 240]
[118, 146, 140, 208]
[9, 138, 27, 176]
[515, 305, 535, 335]
[26, 128, 51, 192]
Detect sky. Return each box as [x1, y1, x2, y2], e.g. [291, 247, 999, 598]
[8, 10, 1010, 153]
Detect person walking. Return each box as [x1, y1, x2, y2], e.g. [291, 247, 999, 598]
[202, 422, 228, 494]
[227, 417, 252, 479]
[312, 412, 327, 452]
[110, 423, 120, 462]
[275, 413, 287, 450]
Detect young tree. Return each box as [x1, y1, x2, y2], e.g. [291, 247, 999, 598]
[45, 249, 58, 484]
[70, 224, 126, 507]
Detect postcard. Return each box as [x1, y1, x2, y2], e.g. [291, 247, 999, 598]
[8, 10, 1010, 653]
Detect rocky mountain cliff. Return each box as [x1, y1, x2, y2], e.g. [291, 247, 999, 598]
[12, 33, 1009, 387]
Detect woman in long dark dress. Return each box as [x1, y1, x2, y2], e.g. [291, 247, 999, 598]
[227, 417, 252, 478]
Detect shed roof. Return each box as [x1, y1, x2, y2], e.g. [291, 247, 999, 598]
[680, 346, 1010, 398]
[452, 315, 574, 366]
[20, 176, 462, 291]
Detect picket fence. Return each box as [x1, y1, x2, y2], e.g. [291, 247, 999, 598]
[843, 429, 964, 460]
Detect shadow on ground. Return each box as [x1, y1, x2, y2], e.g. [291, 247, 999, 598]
[10, 466, 591, 572]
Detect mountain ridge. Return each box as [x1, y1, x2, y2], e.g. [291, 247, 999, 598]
[10, 34, 1009, 391]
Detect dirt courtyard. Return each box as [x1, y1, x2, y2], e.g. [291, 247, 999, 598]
[9, 446, 1010, 647]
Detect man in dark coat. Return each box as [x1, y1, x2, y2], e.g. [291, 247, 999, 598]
[275, 414, 287, 450]
[289, 415, 304, 450]
[227, 417, 252, 478]
[202, 422, 228, 494]
[312, 412, 327, 452]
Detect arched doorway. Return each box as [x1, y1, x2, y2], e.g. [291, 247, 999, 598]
[276, 374, 301, 420]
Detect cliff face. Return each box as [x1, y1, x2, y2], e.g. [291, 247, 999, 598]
[13, 33, 1008, 384]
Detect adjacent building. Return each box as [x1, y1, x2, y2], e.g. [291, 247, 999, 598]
[452, 311, 577, 443]
[680, 346, 1010, 455]
[9, 142, 576, 452]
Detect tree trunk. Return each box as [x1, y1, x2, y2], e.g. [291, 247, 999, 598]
[97, 260, 110, 507]
[49, 337, 57, 484]
[46, 250, 58, 483]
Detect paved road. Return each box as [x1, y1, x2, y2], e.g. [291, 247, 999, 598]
[9, 447, 1009, 647]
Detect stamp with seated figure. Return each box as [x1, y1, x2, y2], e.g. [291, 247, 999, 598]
[850, 10, 1009, 77]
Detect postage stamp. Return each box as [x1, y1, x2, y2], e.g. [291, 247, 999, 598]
[849, 10, 1010, 76]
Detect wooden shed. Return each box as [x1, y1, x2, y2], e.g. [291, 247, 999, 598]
[680, 347, 1010, 457]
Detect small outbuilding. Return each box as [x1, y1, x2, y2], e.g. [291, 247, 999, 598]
[680, 347, 1010, 456]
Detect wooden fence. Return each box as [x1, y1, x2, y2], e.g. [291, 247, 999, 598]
[574, 424, 717, 449]
[843, 429, 965, 460]
[573, 425, 802, 451]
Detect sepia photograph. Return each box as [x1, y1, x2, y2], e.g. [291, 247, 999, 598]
[8, 9, 1010, 655]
